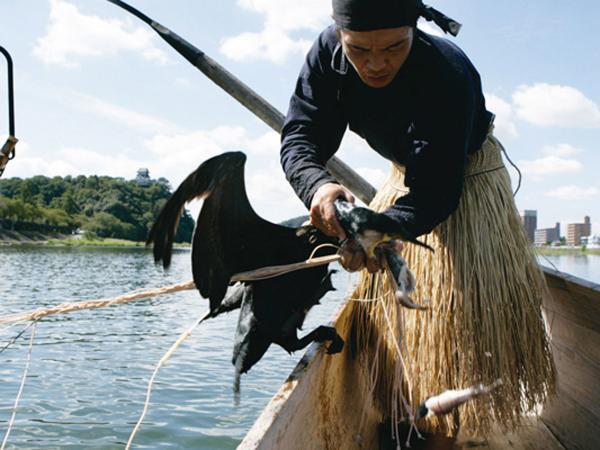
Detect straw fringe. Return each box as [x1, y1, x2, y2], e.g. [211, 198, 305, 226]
[351, 133, 555, 436]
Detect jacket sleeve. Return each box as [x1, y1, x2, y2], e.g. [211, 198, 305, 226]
[383, 75, 477, 238]
[280, 35, 348, 210]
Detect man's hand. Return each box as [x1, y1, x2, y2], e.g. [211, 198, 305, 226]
[310, 183, 354, 240]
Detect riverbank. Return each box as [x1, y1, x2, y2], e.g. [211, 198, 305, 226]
[535, 246, 600, 256]
[0, 229, 189, 248]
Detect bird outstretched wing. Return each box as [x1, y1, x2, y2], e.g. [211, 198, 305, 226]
[148, 151, 306, 312]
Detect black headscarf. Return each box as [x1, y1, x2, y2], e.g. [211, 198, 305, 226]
[332, 0, 462, 36]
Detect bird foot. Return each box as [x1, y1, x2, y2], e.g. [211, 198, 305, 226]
[315, 325, 344, 354]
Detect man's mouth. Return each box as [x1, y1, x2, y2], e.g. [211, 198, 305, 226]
[366, 73, 388, 80]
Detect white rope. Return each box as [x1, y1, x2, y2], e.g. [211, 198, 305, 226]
[379, 299, 423, 446]
[125, 313, 206, 450]
[0, 281, 197, 326]
[1, 322, 37, 450]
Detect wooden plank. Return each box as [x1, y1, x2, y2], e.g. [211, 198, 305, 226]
[550, 340, 600, 418]
[456, 417, 565, 449]
[545, 309, 600, 366]
[541, 268, 600, 450]
[542, 268, 600, 332]
[542, 388, 599, 450]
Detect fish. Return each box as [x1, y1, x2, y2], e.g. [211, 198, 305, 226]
[333, 199, 432, 309]
[380, 244, 429, 310]
[333, 199, 434, 258]
[417, 379, 503, 419]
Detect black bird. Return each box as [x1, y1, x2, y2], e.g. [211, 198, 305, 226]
[147, 152, 343, 381]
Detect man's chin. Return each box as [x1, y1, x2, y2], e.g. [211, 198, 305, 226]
[362, 74, 393, 88]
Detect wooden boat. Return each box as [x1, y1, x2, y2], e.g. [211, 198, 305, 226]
[239, 266, 600, 449]
[92, 10, 595, 446]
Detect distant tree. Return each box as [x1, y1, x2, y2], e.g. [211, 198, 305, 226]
[0, 174, 193, 242]
[43, 208, 76, 228]
[84, 212, 135, 239]
[19, 179, 39, 204]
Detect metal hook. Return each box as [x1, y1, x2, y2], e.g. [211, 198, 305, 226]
[1, 46, 17, 177]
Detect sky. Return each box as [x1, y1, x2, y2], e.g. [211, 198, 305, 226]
[1, 0, 599, 234]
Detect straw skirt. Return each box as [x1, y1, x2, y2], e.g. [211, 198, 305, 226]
[349, 130, 556, 436]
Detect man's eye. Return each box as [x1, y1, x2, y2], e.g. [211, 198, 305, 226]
[386, 45, 403, 52]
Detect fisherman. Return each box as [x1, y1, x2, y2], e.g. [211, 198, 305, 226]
[280, 0, 555, 446]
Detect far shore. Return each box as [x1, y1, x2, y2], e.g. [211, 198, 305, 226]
[0, 229, 190, 248]
[534, 246, 600, 256]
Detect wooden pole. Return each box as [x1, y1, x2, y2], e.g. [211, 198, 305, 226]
[107, 0, 377, 205]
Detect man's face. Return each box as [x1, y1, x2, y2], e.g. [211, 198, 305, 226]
[340, 26, 414, 88]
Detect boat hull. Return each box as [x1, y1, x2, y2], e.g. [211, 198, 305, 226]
[239, 267, 600, 449]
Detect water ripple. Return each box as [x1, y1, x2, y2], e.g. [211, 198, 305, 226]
[0, 246, 349, 448]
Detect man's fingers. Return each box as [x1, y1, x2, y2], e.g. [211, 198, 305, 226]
[340, 241, 365, 272]
[343, 190, 355, 204]
[310, 205, 335, 237]
[365, 257, 381, 273]
[323, 203, 346, 240]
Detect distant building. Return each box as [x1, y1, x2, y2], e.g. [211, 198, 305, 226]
[567, 216, 591, 246]
[134, 168, 152, 187]
[520, 210, 537, 243]
[534, 222, 560, 246]
[581, 234, 600, 248]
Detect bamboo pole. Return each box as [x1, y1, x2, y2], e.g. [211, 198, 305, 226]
[106, 0, 377, 205]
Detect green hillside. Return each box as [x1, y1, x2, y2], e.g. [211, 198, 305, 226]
[0, 173, 194, 242]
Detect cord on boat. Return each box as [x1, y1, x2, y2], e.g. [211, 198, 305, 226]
[1, 322, 36, 450]
[125, 313, 207, 450]
[0, 321, 36, 355]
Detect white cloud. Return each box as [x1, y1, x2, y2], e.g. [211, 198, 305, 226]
[245, 131, 280, 155]
[221, 29, 312, 64]
[545, 185, 599, 200]
[518, 155, 583, 180]
[144, 126, 308, 220]
[5, 145, 141, 179]
[221, 0, 330, 63]
[513, 83, 600, 128]
[237, 0, 330, 32]
[541, 143, 582, 157]
[34, 0, 168, 67]
[144, 127, 244, 177]
[73, 93, 180, 134]
[143, 126, 283, 185]
[485, 93, 518, 139]
[247, 163, 306, 221]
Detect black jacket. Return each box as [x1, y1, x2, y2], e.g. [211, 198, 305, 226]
[280, 26, 493, 237]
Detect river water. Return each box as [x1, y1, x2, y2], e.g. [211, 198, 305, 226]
[0, 246, 598, 449]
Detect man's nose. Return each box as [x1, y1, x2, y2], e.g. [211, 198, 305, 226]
[366, 55, 386, 72]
